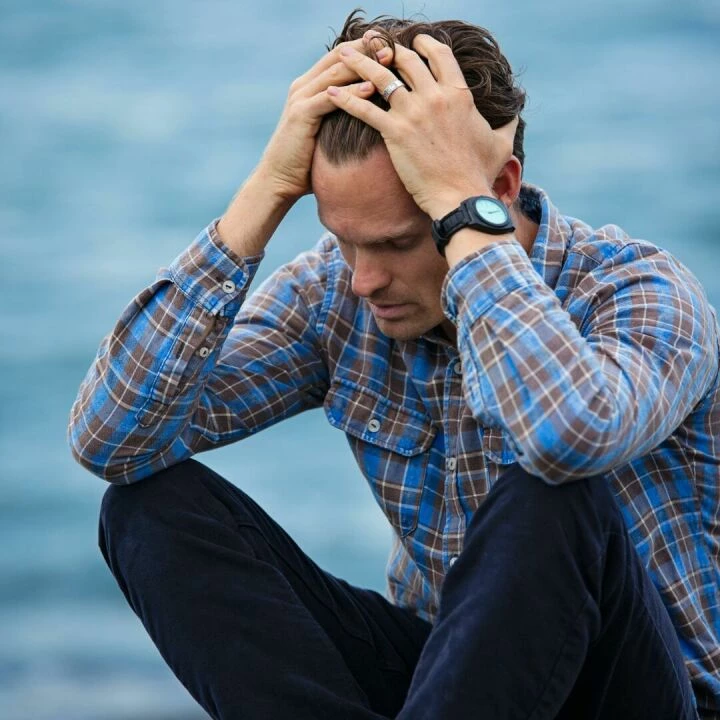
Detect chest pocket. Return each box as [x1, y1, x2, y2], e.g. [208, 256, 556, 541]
[481, 426, 519, 466]
[324, 379, 436, 537]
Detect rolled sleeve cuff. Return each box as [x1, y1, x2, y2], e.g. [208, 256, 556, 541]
[162, 220, 264, 316]
[442, 239, 544, 324]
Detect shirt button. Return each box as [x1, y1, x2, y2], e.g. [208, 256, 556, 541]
[367, 418, 381, 433]
[221, 280, 236, 294]
[453, 360, 462, 375]
[446, 457, 457, 471]
[449, 555, 459, 568]
[197, 346, 210, 358]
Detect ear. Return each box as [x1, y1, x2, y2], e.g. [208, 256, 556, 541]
[492, 155, 523, 206]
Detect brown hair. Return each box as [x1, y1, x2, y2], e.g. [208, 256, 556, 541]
[317, 9, 527, 170]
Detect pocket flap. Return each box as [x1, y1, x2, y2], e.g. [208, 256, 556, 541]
[481, 426, 519, 465]
[324, 379, 435, 457]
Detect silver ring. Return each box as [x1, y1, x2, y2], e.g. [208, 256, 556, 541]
[381, 78, 406, 102]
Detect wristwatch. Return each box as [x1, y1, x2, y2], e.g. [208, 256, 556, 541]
[431, 196, 515, 256]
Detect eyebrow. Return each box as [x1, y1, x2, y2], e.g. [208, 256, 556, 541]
[322, 222, 422, 247]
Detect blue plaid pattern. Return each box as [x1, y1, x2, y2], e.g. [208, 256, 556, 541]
[69, 186, 720, 715]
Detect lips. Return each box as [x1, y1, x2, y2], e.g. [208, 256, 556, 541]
[368, 302, 411, 319]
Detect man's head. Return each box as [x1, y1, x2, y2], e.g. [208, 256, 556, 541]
[317, 11, 526, 168]
[312, 11, 527, 341]
[313, 144, 451, 341]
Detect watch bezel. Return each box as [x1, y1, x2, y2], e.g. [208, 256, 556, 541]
[473, 196, 511, 226]
[432, 195, 515, 255]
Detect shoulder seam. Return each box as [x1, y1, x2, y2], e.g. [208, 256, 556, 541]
[570, 238, 659, 268]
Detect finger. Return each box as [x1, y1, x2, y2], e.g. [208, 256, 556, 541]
[337, 46, 410, 105]
[307, 39, 367, 77]
[362, 29, 393, 61]
[304, 80, 376, 119]
[299, 60, 365, 100]
[361, 30, 412, 90]
[411, 34, 466, 87]
[325, 84, 390, 133]
[390, 42, 437, 93]
[294, 38, 384, 92]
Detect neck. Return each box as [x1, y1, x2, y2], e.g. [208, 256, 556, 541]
[510, 205, 540, 256]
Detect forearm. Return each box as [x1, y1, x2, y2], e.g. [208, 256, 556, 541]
[216, 167, 296, 258]
[67, 223, 264, 483]
[444, 241, 718, 483]
[68, 36, 385, 482]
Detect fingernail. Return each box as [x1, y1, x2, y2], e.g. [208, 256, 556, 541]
[360, 81, 373, 92]
[340, 46, 355, 57]
[376, 47, 391, 60]
[327, 86, 340, 96]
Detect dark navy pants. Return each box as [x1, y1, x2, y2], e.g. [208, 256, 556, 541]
[99, 459, 697, 719]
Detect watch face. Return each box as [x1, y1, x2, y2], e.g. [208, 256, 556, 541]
[474, 197, 509, 226]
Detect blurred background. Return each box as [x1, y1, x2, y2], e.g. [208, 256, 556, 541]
[1, 0, 718, 717]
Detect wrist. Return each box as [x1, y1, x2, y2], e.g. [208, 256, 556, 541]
[426, 187, 494, 221]
[217, 172, 295, 258]
[251, 162, 305, 206]
[444, 228, 513, 268]
[431, 193, 514, 264]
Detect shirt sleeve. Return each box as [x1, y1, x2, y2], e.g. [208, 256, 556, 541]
[67, 222, 330, 484]
[442, 237, 719, 484]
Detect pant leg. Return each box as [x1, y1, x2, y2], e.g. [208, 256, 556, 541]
[397, 464, 697, 720]
[98, 458, 431, 720]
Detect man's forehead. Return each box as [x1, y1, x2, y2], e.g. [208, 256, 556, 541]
[313, 149, 427, 245]
[312, 146, 394, 189]
[316, 187, 427, 246]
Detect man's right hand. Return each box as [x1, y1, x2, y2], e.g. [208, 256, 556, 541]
[217, 37, 388, 257]
[257, 37, 386, 202]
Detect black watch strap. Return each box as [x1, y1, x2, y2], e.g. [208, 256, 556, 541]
[432, 196, 515, 256]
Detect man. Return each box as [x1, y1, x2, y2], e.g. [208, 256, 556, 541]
[68, 11, 720, 719]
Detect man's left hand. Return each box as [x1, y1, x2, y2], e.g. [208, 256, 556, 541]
[327, 34, 518, 219]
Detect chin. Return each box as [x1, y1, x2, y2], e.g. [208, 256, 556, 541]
[375, 318, 436, 341]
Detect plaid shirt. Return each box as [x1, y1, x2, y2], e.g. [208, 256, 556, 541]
[69, 185, 720, 714]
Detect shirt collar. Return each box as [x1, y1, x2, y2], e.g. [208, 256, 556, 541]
[524, 184, 573, 291]
[407, 185, 574, 349]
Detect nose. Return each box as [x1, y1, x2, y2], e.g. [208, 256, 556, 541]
[350, 248, 392, 299]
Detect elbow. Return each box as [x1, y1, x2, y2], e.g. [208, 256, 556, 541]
[68, 440, 114, 483]
[67, 424, 126, 484]
[516, 396, 630, 485]
[66, 404, 132, 484]
[67, 402, 182, 485]
[518, 442, 618, 486]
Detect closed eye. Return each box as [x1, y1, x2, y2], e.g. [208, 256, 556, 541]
[390, 237, 419, 251]
[333, 232, 422, 253]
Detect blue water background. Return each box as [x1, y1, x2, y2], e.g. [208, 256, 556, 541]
[1, 1, 718, 717]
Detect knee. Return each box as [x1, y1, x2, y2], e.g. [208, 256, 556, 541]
[99, 458, 223, 565]
[466, 463, 621, 549]
[100, 459, 197, 532]
[492, 463, 617, 516]
[99, 458, 262, 558]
